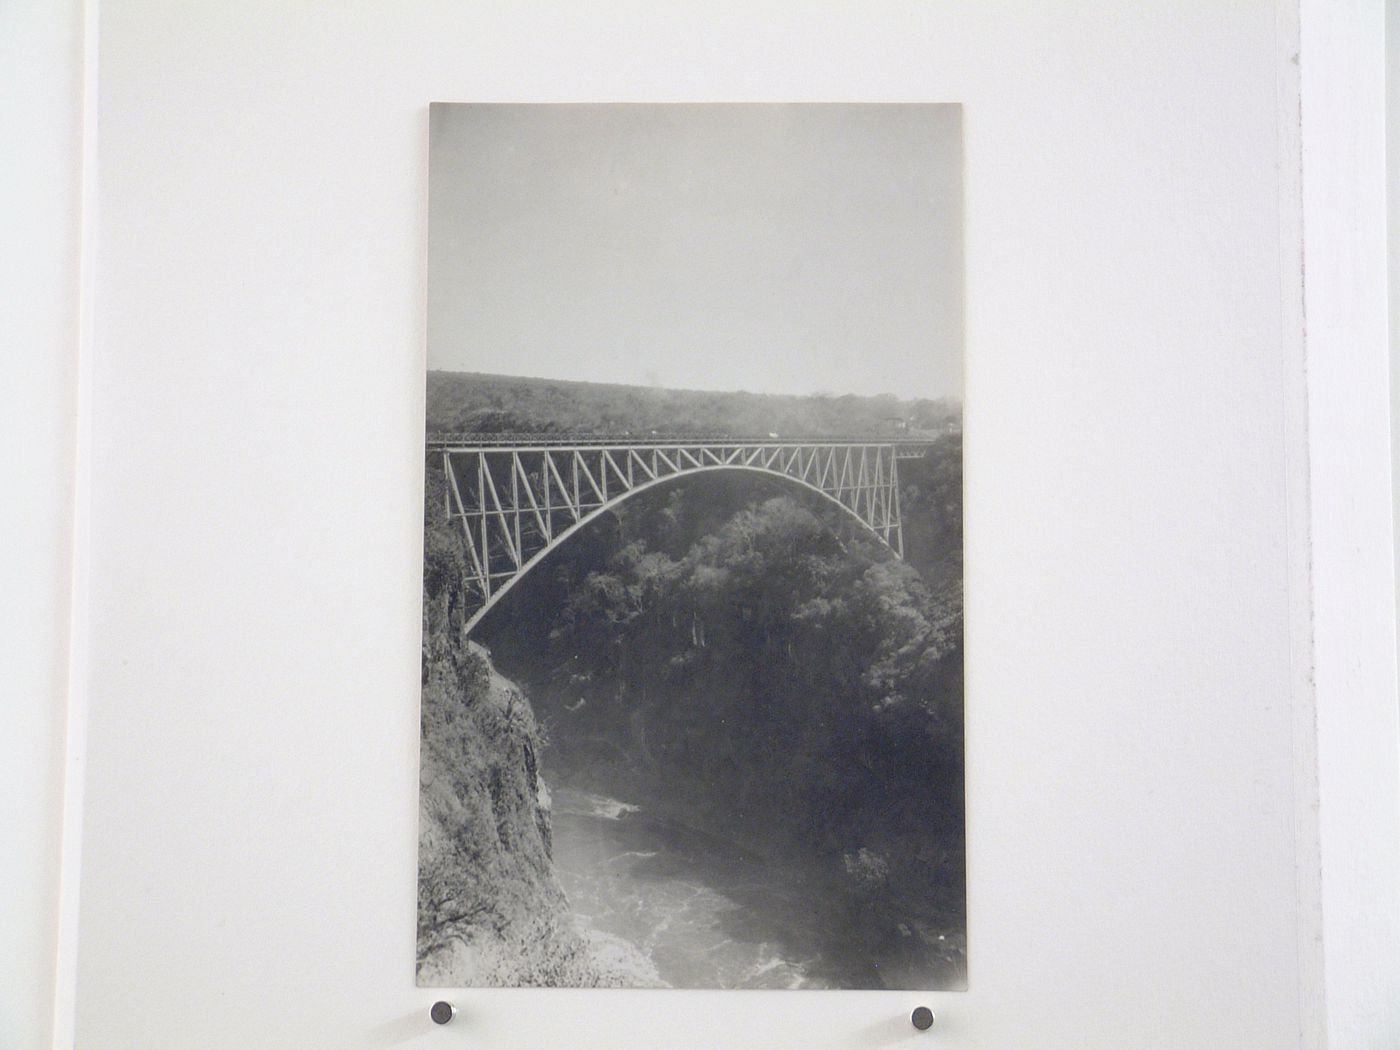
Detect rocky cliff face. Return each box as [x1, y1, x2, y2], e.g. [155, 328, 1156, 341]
[416, 474, 597, 987]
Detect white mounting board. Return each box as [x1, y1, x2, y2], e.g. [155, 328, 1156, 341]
[59, 2, 1396, 1047]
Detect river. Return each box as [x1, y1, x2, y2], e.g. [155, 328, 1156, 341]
[550, 784, 874, 989]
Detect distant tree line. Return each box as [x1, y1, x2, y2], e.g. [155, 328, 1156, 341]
[427, 370, 961, 438]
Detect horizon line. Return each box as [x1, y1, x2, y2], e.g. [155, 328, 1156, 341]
[426, 367, 963, 404]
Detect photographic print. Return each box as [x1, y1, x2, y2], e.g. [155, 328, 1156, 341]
[417, 103, 965, 990]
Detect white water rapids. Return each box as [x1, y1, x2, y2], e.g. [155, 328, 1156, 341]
[550, 786, 837, 989]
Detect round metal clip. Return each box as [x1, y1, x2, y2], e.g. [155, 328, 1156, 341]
[430, 1001, 456, 1026]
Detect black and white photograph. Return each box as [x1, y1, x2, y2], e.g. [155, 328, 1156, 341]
[417, 103, 965, 990]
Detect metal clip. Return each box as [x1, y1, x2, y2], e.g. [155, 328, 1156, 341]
[430, 1001, 456, 1026]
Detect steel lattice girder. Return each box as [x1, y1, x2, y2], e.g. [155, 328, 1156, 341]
[432, 440, 921, 633]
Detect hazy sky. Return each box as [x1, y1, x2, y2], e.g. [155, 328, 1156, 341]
[428, 104, 963, 400]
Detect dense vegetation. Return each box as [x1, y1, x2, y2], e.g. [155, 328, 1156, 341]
[427, 369, 960, 438]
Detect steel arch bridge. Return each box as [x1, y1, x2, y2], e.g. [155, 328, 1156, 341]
[427, 434, 934, 634]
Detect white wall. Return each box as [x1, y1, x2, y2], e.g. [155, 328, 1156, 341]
[1305, 0, 1400, 1045]
[0, 2, 84, 1048]
[1392, 0, 1400, 584]
[1391, 0, 1400, 705]
[66, 2, 1380, 1048]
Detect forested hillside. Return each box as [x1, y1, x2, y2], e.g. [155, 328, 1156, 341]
[427, 370, 960, 437]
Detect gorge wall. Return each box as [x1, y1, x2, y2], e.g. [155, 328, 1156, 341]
[418, 471, 599, 986]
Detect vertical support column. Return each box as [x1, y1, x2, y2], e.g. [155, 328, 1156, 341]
[857, 446, 870, 523]
[511, 451, 522, 559]
[882, 448, 893, 533]
[874, 448, 887, 531]
[444, 451, 487, 598]
[442, 451, 451, 521]
[542, 451, 552, 533]
[478, 453, 490, 598]
[891, 453, 903, 558]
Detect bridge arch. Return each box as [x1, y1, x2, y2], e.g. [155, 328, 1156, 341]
[463, 463, 891, 634]
[429, 438, 927, 635]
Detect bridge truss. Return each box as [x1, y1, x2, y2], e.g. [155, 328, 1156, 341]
[428, 437, 931, 633]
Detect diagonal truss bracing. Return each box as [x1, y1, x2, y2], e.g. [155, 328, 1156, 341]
[431, 438, 923, 633]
